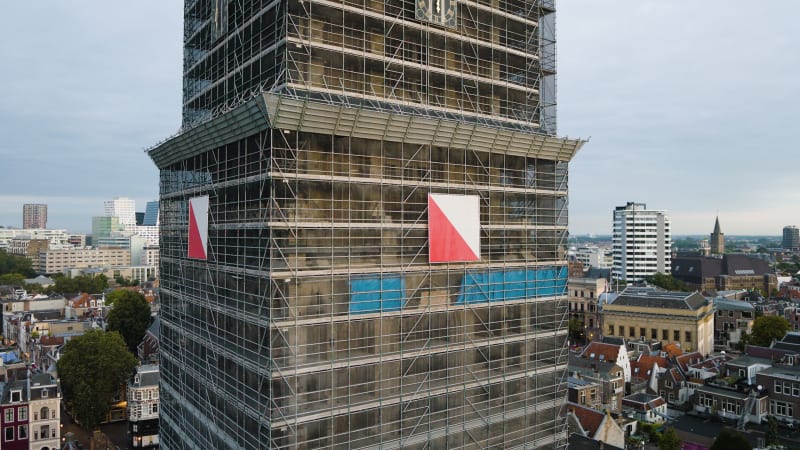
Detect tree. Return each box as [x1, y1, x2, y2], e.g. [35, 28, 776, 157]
[765, 415, 778, 447]
[658, 427, 681, 450]
[106, 290, 152, 353]
[710, 429, 752, 450]
[646, 273, 688, 291]
[0, 273, 25, 285]
[0, 250, 34, 277]
[114, 275, 140, 287]
[750, 315, 791, 347]
[47, 274, 108, 294]
[57, 330, 137, 428]
[568, 317, 584, 343]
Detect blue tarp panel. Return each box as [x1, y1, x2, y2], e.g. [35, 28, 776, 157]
[350, 275, 405, 313]
[0, 351, 19, 363]
[456, 266, 567, 304]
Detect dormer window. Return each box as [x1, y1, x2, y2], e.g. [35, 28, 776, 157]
[10, 390, 21, 403]
[41, 389, 48, 399]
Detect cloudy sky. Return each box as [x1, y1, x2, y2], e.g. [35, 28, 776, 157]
[1, 1, 798, 235]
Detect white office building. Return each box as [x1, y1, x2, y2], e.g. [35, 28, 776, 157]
[574, 245, 612, 269]
[104, 197, 137, 227]
[612, 202, 671, 282]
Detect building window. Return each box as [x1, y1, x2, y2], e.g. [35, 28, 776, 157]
[151, 404, 159, 414]
[629, 327, 635, 337]
[685, 331, 692, 343]
[41, 389, 48, 399]
[619, 326, 624, 336]
[40, 407, 49, 421]
[794, 384, 800, 397]
[609, 325, 614, 335]
[673, 330, 680, 342]
[640, 328, 646, 338]
[775, 381, 783, 395]
[771, 400, 794, 418]
[651, 328, 657, 339]
[3, 409, 12, 423]
[4, 426, 13, 442]
[17, 407, 26, 421]
[662, 330, 669, 340]
[17, 425, 26, 440]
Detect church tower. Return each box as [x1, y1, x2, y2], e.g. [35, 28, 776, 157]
[710, 216, 725, 254]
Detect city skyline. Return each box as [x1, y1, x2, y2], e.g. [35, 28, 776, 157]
[1, 1, 799, 235]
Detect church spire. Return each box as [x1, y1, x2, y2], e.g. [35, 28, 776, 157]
[713, 216, 722, 234]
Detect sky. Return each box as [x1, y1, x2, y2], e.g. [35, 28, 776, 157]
[0, 1, 798, 235]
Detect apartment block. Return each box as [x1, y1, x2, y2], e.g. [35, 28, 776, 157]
[612, 202, 671, 282]
[35, 248, 130, 274]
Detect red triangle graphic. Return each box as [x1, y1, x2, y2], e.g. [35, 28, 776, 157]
[188, 202, 207, 260]
[429, 196, 479, 263]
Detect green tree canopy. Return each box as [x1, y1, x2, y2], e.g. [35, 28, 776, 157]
[47, 274, 108, 294]
[106, 290, 152, 353]
[709, 429, 752, 450]
[0, 249, 34, 277]
[765, 415, 778, 446]
[568, 317, 584, 343]
[57, 330, 137, 428]
[658, 427, 681, 450]
[750, 315, 791, 347]
[0, 273, 26, 286]
[646, 273, 688, 291]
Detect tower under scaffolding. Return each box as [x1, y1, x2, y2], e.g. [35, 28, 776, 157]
[150, 0, 584, 448]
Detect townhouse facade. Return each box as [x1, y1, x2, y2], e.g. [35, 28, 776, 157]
[28, 373, 60, 450]
[0, 381, 29, 450]
[128, 364, 160, 448]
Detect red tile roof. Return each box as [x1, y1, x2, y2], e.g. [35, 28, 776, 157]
[581, 342, 622, 363]
[39, 336, 64, 346]
[567, 403, 606, 436]
[675, 351, 704, 372]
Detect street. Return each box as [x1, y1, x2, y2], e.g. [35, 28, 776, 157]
[61, 408, 133, 450]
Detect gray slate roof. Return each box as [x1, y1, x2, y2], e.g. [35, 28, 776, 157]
[714, 297, 755, 312]
[132, 364, 160, 387]
[611, 287, 708, 310]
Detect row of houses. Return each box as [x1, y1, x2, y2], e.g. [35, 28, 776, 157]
[0, 284, 161, 449]
[567, 327, 800, 448]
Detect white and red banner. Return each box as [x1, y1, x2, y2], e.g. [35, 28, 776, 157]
[428, 193, 480, 263]
[188, 196, 209, 260]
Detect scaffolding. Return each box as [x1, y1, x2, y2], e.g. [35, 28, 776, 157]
[154, 0, 582, 448]
[182, 0, 557, 133]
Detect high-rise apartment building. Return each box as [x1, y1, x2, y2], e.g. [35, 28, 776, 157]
[104, 197, 137, 227]
[612, 202, 671, 283]
[149, 1, 583, 448]
[783, 226, 800, 252]
[22, 203, 47, 229]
